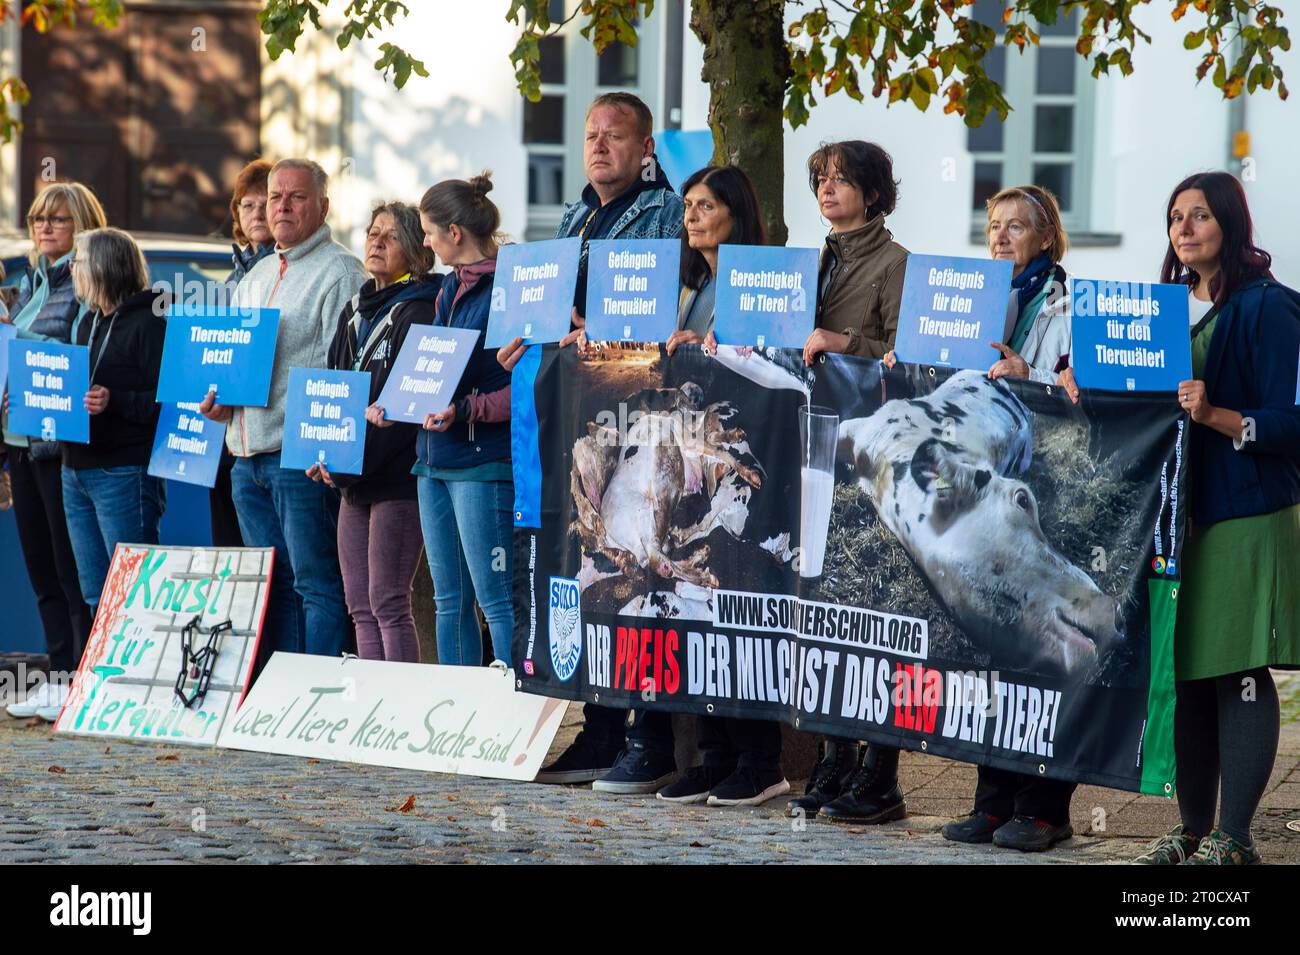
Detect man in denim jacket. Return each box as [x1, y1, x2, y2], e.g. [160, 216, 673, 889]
[534, 92, 684, 794]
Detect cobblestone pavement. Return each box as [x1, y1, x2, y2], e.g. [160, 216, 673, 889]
[4, 673, 1299, 865]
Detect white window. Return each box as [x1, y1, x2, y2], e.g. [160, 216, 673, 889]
[522, 0, 665, 240]
[967, 2, 1096, 234]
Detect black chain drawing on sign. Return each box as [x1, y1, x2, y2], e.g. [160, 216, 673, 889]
[174, 616, 233, 709]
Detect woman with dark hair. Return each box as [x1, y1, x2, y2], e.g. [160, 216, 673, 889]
[310, 201, 440, 662]
[800, 140, 908, 367]
[665, 164, 766, 355]
[788, 142, 909, 825]
[652, 164, 789, 807]
[209, 158, 275, 551]
[226, 158, 274, 287]
[1059, 172, 1300, 864]
[407, 172, 515, 667]
[1139, 172, 1299, 865]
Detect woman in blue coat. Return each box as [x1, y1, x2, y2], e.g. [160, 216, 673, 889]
[412, 173, 514, 667]
[1064, 171, 1300, 864]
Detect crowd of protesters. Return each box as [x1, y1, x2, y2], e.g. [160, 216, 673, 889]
[1, 90, 1296, 867]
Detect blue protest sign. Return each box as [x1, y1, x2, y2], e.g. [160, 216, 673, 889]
[713, 245, 818, 348]
[156, 304, 281, 406]
[281, 368, 370, 474]
[375, 325, 480, 424]
[6, 340, 89, 443]
[485, 238, 581, 347]
[584, 239, 681, 342]
[148, 402, 225, 488]
[1070, 279, 1192, 392]
[0, 323, 15, 393]
[893, 254, 1013, 369]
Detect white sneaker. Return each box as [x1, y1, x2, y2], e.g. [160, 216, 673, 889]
[5, 681, 55, 719]
[36, 682, 71, 723]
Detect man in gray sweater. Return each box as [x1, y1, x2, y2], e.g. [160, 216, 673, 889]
[200, 158, 367, 658]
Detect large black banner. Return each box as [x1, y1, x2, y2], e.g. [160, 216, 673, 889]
[511, 344, 1186, 794]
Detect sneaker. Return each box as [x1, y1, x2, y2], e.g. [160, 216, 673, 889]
[534, 732, 622, 785]
[1184, 828, 1261, 866]
[658, 764, 733, 804]
[1132, 824, 1202, 865]
[707, 766, 791, 807]
[819, 759, 907, 824]
[942, 810, 1004, 844]
[35, 682, 70, 723]
[590, 742, 676, 794]
[992, 815, 1073, 852]
[786, 738, 859, 818]
[5, 681, 55, 719]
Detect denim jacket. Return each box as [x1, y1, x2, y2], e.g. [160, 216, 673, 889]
[555, 185, 684, 277]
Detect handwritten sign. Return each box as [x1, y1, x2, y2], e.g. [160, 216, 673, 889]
[713, 245, 818, 348]
[584, 239, 681, 341]
[281, 368, 370, 474]
[6, 339, 89, 443]
[218, 653, 568, 781]
[148, 402, 226, 488]
[375, 325, 479, 424]
[54, 545, 273, 745]
[157, 304, 280, 406]
[894, 254, 1013, 369]
[484, 238, 581, 347]
[1070, 279, 1192, 392]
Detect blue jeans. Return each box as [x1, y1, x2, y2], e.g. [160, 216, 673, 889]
[231, 451, 350, 657]
[416, 476, 514, 666]
[61, 465, 166, 611]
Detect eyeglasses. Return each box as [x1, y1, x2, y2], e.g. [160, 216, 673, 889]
[28, 214, 74, 228]
[815, 176, 852, 190]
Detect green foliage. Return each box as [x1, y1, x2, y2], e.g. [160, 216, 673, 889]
[257, 1, 427, 87]
[505, 1, 1290, 128]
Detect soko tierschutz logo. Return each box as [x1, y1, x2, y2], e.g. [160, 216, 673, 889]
[548, 576, 582, 681]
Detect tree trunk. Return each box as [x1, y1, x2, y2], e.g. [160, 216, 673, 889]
[690, 0, 789, 246]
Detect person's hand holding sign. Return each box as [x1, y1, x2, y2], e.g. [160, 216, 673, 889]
[665, 329, 717, 356]
[882, 350, 897, 369]
[425, 404, 456, 432]
[497, 337, 527, 372]
[987, 342, 1030, 380]
[1057, 366, 1080, 404]
[802, 328, 851, 367]
[305, 462, 337, 488]
[84, 385, 110, 415]
[365, 403, 392, 429]
[198, 389, 233, 423]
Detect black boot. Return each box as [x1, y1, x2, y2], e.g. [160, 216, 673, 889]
[820, 745, 907, 824]
[785, 738, 859, 818]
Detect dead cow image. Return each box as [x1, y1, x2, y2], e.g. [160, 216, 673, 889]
[570, 382, 762, 590]
[836, 369, 1125, 678]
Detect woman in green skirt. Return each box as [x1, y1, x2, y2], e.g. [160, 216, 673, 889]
[1068, 171, 1300, 864]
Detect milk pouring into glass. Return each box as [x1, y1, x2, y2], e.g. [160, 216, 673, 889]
[798, 403, 839, 578]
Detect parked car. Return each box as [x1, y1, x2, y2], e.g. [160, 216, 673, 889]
[1, 229, 234, 308]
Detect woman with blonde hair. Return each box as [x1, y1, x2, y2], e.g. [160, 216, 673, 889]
[2, 182, 106, 722]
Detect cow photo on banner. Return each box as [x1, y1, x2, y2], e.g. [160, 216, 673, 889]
[512, 344, 1187, 795]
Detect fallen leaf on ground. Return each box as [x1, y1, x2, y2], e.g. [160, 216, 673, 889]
[446, 794, 458, 801]
[447, 815, 458, 822]
[586, 818, 607, 828]
[156, 754, 179, 761]
[47, 765, 66, 774]
[307, 759, 319, 765]
[689, 841, 708, 848]
[390, 795, 416, 813]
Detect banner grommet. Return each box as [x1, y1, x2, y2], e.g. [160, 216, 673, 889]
[706, 703, 714, 713]
[920, 740, 928, 751]
[1038, 763, 1046, 775]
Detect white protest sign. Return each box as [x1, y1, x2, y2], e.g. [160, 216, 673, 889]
[54, 545, 273, 745]
[217, 653, 568, 781]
